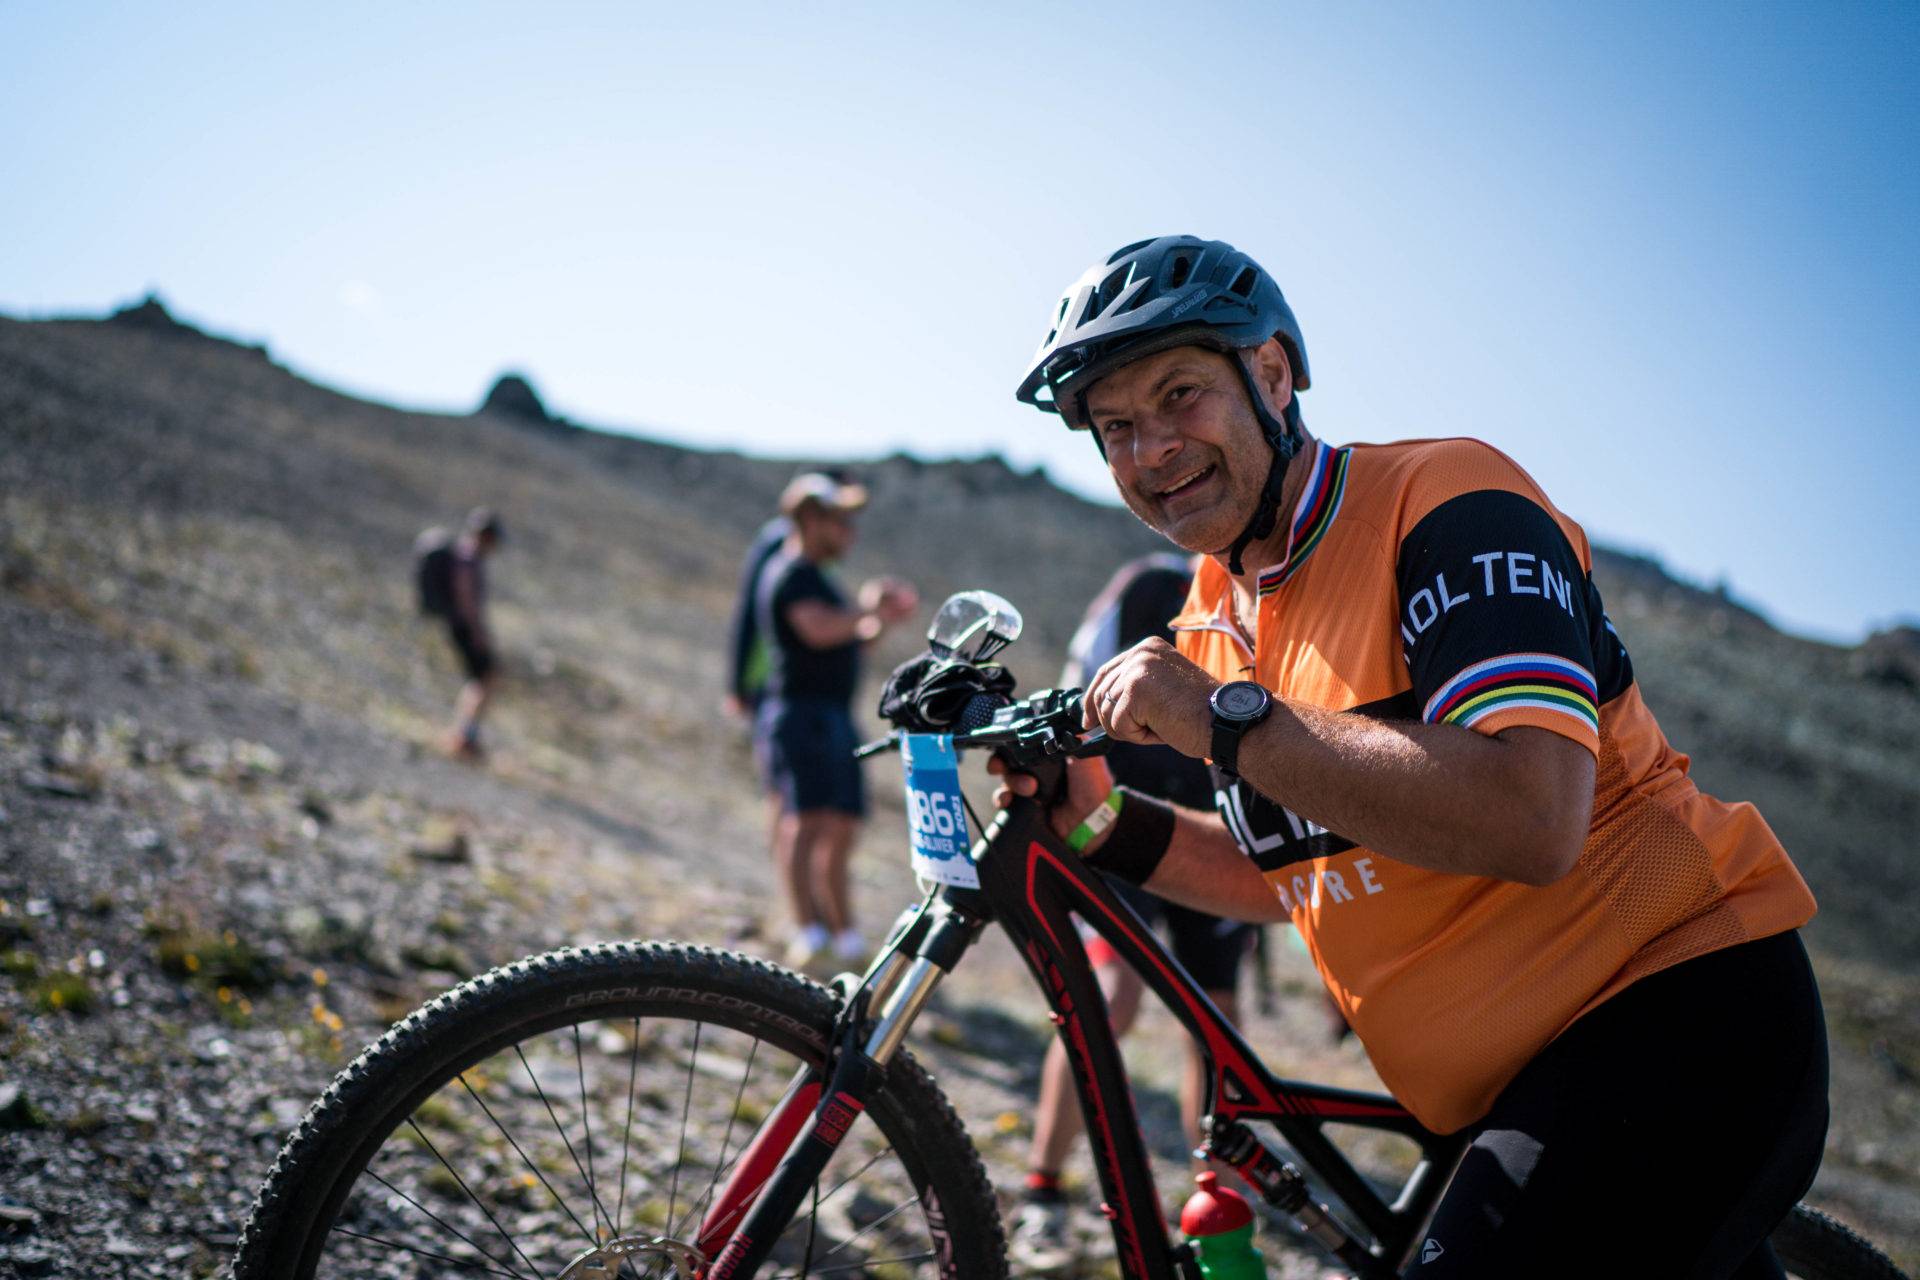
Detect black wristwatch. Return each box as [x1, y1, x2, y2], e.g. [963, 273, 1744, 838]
[1209, 680, 1274, 780]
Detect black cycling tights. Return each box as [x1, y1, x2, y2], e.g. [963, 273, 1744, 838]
[1406, 930, 1827, 1280]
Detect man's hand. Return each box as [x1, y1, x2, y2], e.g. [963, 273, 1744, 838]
[857, 577, 920, 627]
[858, 576, 917, 620]
[1082, 638, 1218, 758]
[986, 752, 1116, 849]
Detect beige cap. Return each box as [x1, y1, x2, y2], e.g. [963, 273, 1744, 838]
[779, 472, 869, 518]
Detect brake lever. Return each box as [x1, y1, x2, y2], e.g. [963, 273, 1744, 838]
[853, 735, 899, 760]
[1073, 728, 1113, 757]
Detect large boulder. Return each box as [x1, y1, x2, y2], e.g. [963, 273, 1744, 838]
[478, 372, 550, 423]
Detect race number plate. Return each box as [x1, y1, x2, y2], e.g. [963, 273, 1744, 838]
[900, 734, 978, 889]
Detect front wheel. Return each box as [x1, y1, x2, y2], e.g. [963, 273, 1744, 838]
[233, 942, 1008, 1279]
[1771, 1203, 1910, 1280]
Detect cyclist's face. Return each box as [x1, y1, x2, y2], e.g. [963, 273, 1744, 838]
[1084, 347, 1268, 554]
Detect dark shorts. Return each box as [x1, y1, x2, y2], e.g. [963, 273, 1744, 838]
[448, 622, 494, 681]
[1078, 878, 1257, 994]
[1409, 930, 1828, 1280]
[756, 698, 866, 817]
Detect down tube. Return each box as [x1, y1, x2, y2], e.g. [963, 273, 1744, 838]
[972, 798, 1180, 1280]
[1017, 829, 1442, 1254]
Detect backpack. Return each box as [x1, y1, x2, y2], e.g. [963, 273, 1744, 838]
[413, 528, 456, 617]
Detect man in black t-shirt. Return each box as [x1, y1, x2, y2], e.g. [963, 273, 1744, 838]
[753, 475, 917, 973]
[723, 470, 865, 721]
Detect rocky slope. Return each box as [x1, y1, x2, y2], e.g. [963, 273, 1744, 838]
[1, 300, 1914, 1276]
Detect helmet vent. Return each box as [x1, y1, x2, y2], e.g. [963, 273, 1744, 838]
[1230, 266, 1259, 297]
[1095, 265, 1134, 314]
[1168, 255, 1193, 289]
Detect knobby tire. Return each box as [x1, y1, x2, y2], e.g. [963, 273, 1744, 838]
[231, 942, 1008, 1280]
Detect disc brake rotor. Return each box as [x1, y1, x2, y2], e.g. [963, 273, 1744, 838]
[556, 1234, 706, 1278]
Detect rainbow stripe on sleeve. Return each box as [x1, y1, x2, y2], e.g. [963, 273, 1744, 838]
[1422, 652, 1600, 735]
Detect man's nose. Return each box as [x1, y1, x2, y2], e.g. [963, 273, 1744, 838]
[1129, 415, 1183, 469]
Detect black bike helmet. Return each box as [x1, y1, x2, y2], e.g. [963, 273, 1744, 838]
[1014, 236, 1312, 573]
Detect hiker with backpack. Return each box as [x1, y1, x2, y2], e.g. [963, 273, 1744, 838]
[416, 507, 503, 761]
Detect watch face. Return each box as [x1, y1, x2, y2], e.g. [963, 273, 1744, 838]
[1215, 681, 1270, 720]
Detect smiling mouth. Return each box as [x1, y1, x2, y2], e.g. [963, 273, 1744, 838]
[1155, 465, 1216, 503]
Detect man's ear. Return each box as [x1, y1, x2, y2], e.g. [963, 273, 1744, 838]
[1247, 338, 1295, 417]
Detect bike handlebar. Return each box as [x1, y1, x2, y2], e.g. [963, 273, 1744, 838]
[854, 684, 1112, 768]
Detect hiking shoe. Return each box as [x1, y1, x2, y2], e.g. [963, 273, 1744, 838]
[440, 731, 486, 764]
[1009, 1198, 1077, 1274]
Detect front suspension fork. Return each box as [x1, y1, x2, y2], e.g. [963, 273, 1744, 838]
[698, 901, 981, 1278]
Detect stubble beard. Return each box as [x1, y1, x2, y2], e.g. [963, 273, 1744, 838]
[1117, 456, 1263, 559]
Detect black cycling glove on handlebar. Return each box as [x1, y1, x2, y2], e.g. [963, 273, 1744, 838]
[878, 655, 1016, 732]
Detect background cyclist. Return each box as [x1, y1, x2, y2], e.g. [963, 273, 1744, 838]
[1002, 236, 1827, 1279]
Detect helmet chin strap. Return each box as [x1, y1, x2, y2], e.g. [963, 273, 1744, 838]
[1223, 353, 1300, 576]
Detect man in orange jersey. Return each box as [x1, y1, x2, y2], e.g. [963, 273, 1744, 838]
[1002, 237, 1825, 1279]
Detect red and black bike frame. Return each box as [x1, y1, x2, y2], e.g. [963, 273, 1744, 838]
[968, 791, 1465, 1279]
[698, 784, 1468, 1279]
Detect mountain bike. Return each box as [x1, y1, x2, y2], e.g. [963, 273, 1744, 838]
[232, 591, 1907, 1279]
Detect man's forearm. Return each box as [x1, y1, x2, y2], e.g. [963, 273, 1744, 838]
[788, 602, 883, 648]
[1138, 805, 1292, 922]
[1230, 706, 1592, 885]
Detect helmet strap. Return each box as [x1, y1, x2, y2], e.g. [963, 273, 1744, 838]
[1224, 354, 1300, 576]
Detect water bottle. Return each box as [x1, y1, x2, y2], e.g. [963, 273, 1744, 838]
[1180, 1171, 1269, 1279]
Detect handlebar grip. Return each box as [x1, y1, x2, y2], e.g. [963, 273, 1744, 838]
[954, 692, 1008, 733]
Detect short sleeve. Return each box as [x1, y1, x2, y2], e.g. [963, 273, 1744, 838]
[1396, 489, 1602, 756]
[774, 561, 837, 615]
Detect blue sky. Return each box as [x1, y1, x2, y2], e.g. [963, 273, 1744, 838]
[3, 1, 1914, 642]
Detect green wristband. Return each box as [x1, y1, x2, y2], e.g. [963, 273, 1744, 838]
[1066, 789, 1124, 853]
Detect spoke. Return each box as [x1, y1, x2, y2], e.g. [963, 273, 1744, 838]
[800, 1177, 821, 1279]
[456, 1070, 598, 1244]
[798, 1195, 920, 1273]
[665, 1021, 703, 1231]
[366, 1159, 537, 1280]
[814, 1145, 889, 1210]
[574, 1023, 603, 1242]
[513, 1042, 618, 1236]
[617, 1015, 640, 1233]
[673, 1034, 762, 1240]
[333, 1224, 530, 1277]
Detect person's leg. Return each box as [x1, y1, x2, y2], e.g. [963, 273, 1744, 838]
[773, 811, 818, 929]
[1163, 905, 1258, 1176]
[763, 702, 830, 964]
[1406, 932, 1827, 1280]
[1027, 959, 1144, 1177]
[815, 709, 869, 959]
[1186, 991, 1240, 1174]
[444, 625, 494, 756]
[1014, 958, 1143, 1273]
[453, 672, 493, 746]
[812, 811, 858, 936]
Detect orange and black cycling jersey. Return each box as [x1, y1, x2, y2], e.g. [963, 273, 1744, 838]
[1171, 435, 1816, 1134]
